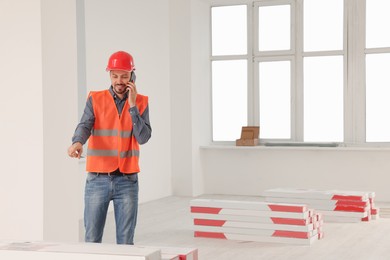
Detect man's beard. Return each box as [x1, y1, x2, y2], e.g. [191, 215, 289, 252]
[114, 84, 127, 94]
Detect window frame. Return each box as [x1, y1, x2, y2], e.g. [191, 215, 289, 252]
[253, 0, 295, 142]
[210, 0, 390, 146]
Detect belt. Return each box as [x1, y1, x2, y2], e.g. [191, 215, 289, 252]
[91, 169, 125, 176]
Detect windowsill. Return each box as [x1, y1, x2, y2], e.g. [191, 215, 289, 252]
[200, 143, 390, 151]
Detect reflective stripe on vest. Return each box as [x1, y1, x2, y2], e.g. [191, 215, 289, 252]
[91, 129, 118, 136]
[120, 150, 140, 158]
[87, 149, 117, 157]
[91, 129, 132, 138]
[86, 90, 148, 173]
[87, 149, 139, 158]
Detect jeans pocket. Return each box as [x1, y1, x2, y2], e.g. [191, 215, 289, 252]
[125, 173, 138, 183]
[86, 172, 99, 182]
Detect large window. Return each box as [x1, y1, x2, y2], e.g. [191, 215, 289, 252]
[211, 0, 390, 145]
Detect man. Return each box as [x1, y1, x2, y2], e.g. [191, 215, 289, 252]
[68, 51, 152, 244]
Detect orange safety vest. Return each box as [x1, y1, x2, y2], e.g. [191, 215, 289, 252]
[86, 90, 148, 174]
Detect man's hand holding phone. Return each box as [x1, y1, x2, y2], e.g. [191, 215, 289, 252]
[126, 81, 137, 108]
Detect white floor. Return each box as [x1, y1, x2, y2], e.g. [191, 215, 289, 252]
[81, 195, 390, 260]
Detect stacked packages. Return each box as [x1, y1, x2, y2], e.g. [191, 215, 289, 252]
[190, 198, 323, 245]
[263, 188, 379, 222]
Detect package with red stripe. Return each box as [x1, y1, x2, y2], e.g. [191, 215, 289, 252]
[157, 246, 198, 260]
[190, 199, 323, 245]
[263, 188, 379, 222]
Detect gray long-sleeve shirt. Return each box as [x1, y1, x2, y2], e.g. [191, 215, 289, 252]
[72, 86, 152, 145]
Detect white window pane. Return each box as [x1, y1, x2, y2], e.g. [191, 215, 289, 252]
[366, 54, 390, 142]
[212, 5, 247, 56]
[259, 61, 291, 139]
[259, 5, 290, 51]
[212, 60, 247, 141]
[304, 0, 343, 52]
[304, 56, 343, 142]
[366, 0, 390, 48]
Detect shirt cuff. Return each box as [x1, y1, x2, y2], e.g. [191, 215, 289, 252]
[72, 137, 84, 145]
[129, 106, 140, 116]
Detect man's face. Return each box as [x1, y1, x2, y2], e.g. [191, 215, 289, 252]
[110, 70, 131, 96]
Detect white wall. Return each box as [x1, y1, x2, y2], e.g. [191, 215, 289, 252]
[83, 0, 172, 203]
[0, 0, 80, 241]
[190, 0, 212, 196]
[41, 0, 80, 242]
[0, 0, 44, 241]
[201, 147, 390, 202]
[170, 0, 193, 196]
[169, 0, 211, 197]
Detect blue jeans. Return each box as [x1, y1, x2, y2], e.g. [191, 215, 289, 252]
[84, 172, 138, 244]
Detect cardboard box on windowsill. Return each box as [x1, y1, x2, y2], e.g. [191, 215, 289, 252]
[236, 126, 259, 146]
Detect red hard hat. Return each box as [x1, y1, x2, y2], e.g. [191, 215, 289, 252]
[106, 51, 135, 72]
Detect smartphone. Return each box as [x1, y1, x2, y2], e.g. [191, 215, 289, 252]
[130, 71, 136, 83]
